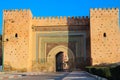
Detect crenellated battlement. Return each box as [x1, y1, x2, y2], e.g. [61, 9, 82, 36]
[32, 16, 89, 20]
[32, 16, 89, 26]
[90, 8, 119, 20]
[90, 8, 119, 11]
[90, 8, 120, 65]
[3, 9, 33, 27]
[3, 9, 31, 13]
[3, 9, 32, 16]
[3, 8, 120, 72]
[90, 8, 119, 15]
[3, 9, 32, 20]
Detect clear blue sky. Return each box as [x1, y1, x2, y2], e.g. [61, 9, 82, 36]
[0, 0, 120, 34]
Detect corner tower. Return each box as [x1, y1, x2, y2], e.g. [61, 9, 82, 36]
[90, 8, 120, 65]
[2, 9, 32, 71]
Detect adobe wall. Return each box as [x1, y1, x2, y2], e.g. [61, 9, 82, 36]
[32, 16, 89, 27]
[3, 8, 120, 72]
[31, 17, 90, 72]
[3, 9, 33, 71]
[90, 8, 120, 65]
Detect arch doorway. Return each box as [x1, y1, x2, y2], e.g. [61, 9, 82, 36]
[56, 51, 63, 71]
[47, 46, 75, 72]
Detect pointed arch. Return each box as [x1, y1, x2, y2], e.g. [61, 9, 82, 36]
[47, 45, 75, 72]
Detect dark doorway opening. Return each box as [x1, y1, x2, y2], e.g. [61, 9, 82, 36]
[56, 51, 64, 72]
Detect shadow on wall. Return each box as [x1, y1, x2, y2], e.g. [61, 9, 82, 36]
[67, 16, 92, 70]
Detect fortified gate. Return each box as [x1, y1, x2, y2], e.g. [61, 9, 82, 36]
[2, 8, 120, 72]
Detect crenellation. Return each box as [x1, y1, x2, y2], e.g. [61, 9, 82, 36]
[4, 9, 21, 12]
[91, 8, 119, 12]
[71, 16, 74, 19]
[60, 16, 63, 19]
[74, 16, 78, 19]
[90, 8, 120, 65]
[98, 8, 102, 10]
[55, 16, 59, 19]
[81, 16, 85, 19]
[3, 9, 32, 16]
[107, 8, 111, 11]
[67, 16, 70, 19]
[32, 17, 36, 19]
[46, 17, 49, 20]
[3, 9, 33, 71]
[3, 8, 120, 72]
[63, 16, 67, 19]
[36, 17, 39, 19]
[32, 16, 89, 26]
[94, 8, 98, 11]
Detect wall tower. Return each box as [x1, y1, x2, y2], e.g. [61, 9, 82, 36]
[90, 8, 120, 65]
[3, 9, 33, 71]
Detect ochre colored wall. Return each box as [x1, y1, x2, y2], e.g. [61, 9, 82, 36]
[90, 8, 120, 65]
[2, 8, 120, 72]
[31, 17, 90, 72]
[3, 10, 32, 71]
[32, 16, 89, 26]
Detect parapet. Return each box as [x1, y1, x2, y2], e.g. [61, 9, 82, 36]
[90, 8, 119, 11]
[3, 9, 31, 13]
[90, 8, 119, 14]
[32, 16, 89, 20]
[32, 16, 89, 26]
[3, 9, 32, 19]
[3, 9, 90, 26]
[90, 8, 119, 18]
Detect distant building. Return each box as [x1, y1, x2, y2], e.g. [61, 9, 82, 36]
[2, 8, 120, 72]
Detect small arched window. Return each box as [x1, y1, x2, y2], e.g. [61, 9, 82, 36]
[103, 33, 106, 37]
[15, 33, 18, 38]
[6, 38, 9, 41]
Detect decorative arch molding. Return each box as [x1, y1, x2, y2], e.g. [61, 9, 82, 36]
[47, 45, 75, 72]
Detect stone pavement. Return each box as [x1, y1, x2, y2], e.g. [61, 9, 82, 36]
[62, 71, 107, 80]
[0, 74, 22, 80]
[0, 71, 107, 80]
[0, 72, 45, 80]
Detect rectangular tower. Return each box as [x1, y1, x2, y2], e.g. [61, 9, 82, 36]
[90, 8, 120, 65]
[3, 9, 33, 71]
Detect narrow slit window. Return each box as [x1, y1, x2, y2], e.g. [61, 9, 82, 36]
[103, 33, 106, 37]
[6, 38, 9, 41]
[15, 33, 18, 38]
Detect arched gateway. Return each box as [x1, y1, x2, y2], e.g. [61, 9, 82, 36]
[3, 9, 120, 72]
[47, 46, 75, 72]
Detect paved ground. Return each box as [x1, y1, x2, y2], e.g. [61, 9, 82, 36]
[9, 72, 69, 80]
[6, 71, 106, 80]
[63, 71, 98, 80]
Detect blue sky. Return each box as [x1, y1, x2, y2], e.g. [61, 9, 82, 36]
[0, 0, 120, 34]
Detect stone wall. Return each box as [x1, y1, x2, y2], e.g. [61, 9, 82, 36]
[2, 9, 90, 72]
[2, 8, 120, 72]
[31, 15, 90, 71]
[90, 8, 120, 65]
[3, 9, 32, 71]
[32, 16, 89, 26]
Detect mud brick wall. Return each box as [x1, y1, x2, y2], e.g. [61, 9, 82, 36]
[2, 8, 120, 72]
[90, 8, 120, 65]
[3, 9, 32, 71]
[32, 16, 89, 27]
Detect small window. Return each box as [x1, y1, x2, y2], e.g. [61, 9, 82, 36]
[15, 33, 18, 38]
[6, 38, 9, 41]
[103, 33, 106, 37]
[11, 20, 14, 23]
